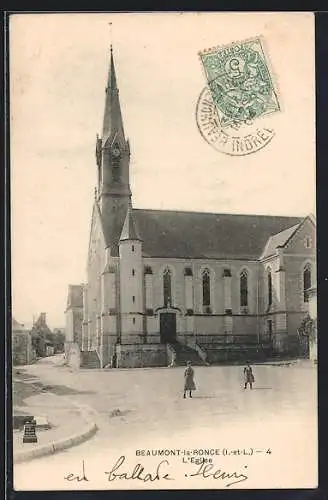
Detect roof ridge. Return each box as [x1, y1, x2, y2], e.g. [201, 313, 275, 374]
[272, 223, 300, 238]
[132, 207, 304, 218]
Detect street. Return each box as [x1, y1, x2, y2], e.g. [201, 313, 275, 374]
[13, 356, 317, 490]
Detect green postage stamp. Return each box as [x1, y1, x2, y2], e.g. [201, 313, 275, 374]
[196, 37, 280, 155]
[200, 36, 280, 127]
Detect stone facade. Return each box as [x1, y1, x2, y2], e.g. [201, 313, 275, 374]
[12, 319, 36, 365]
[65, 285, 83, 345]
[68, 47, 316, 368]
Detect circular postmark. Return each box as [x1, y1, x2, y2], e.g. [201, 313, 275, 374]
[196, 86, 275, 156]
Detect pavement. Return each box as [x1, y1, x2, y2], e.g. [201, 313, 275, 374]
[12, 355, 318, 490]
[12, 359, 98, 464]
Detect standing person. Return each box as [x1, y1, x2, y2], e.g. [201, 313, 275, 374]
[184, 361, 196, 398]
[111, 352, 117, 368]
[168, 349, 177, 367]
[243, 361, 255, 389]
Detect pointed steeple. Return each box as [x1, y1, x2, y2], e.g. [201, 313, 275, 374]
[98, 44, 132, 248]
[102, 45, 125, 144]
[120, 202, 142, 242]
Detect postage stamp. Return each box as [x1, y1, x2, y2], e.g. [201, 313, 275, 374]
[196, 36, 280, 156]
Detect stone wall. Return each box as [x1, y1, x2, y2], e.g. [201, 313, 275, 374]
[64, 342, 81, 369]
[116, 343, 167, 368]
[12, 332, 36, 365]
[73, 309, 83, 346]
[65, 308, 83, 346]
[86, 205, 106, 349]
[65, 309, 74, 342]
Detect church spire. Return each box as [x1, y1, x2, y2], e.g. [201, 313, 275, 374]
[102, 45, 125, 144]
[98, 43, 132, 242]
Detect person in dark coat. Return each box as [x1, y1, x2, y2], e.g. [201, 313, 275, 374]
[243, 361, 255, 389]
[184, 361, 196, 398]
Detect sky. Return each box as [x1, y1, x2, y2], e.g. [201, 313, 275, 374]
[10, 13, 315, 328]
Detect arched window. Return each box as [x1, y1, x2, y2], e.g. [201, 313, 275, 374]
[163, 268, 172, 307]
[267, 268, 272, 306]
[303, 264, 311, 302]
[202, 268, 211, 306]
[240, 270, 248, 307]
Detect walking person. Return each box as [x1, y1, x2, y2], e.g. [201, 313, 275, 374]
[184, 361, 196, 398]
[243, 360, 255, 389]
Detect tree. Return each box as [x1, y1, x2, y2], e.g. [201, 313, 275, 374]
[52, 329, 65, 353]
[298, 314, 316, 342]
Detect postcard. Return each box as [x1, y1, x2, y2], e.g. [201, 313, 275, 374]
[10, 12, 317, 490]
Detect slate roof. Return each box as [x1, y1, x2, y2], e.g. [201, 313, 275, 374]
[120, 205, 142, 241]
[261, 224, 300, 259]
[106, 209, 303, 260]
[102, 47, 125, 145]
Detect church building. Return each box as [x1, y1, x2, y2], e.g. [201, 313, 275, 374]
[66, 47, 316, 369]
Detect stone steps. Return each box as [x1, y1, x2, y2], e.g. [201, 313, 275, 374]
[170, 342, 205, 366]
[80, 351, 101, 369]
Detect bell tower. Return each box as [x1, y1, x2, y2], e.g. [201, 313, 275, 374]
[95, 45, 132, 250]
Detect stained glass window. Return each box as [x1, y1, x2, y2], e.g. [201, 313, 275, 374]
[240, 270, 248, 307]
[202, 268, 211, 306]
[163, 268, 172, 307]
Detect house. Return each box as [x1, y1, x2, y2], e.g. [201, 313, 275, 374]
[12, 318, 36, 365]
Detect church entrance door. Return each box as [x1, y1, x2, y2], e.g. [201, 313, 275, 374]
[160, 313, 177, 344]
